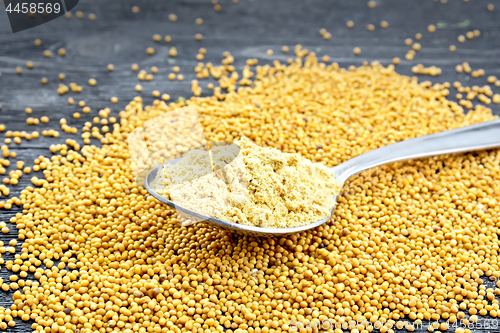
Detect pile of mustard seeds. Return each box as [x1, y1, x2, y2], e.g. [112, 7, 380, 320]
[0, 55, 499, 333]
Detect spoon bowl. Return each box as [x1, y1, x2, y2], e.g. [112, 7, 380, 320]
[145, 163, 338, 236]
[145, 119, 500, 237]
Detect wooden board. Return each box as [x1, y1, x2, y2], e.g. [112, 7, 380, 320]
[1, 0, 500, 331]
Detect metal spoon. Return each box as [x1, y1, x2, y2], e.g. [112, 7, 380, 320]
[145, 119, 500, 237]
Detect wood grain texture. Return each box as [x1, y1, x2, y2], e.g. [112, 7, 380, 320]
[1, 0, 500, 331]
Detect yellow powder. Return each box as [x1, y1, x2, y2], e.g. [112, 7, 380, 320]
[156, 136, 341, 228]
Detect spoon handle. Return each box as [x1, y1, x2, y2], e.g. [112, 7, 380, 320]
[332, 118, 500, 183]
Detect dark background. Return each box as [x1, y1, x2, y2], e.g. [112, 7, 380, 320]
[1, 0, 500, 331]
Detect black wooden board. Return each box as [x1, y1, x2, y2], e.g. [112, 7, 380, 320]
[1, 0, 500, 332]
